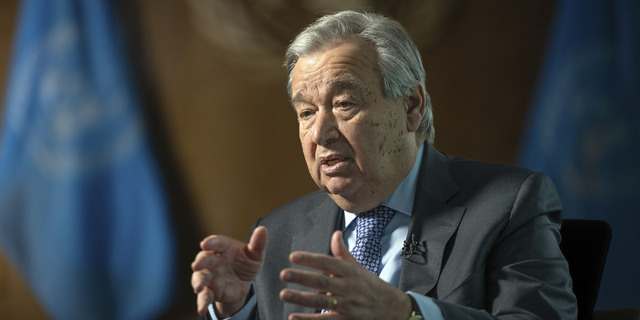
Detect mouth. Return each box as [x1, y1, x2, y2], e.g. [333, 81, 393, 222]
[320, 156, 349, 167]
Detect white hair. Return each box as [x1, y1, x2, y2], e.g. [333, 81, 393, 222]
[284, 11, 434, 143]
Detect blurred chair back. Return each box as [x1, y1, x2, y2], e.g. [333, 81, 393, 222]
[559, 219, 612, 320]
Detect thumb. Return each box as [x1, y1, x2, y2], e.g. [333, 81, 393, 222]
[247, 226, 268, 262]
[330, 230, 358, 264]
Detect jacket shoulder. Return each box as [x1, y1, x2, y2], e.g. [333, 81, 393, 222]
[258, 190, 330, 228]
[447, 156, 538, 194]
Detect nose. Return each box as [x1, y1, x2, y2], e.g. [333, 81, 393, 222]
[311, 108, 340, 146]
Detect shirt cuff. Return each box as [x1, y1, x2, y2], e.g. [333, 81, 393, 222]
[208, 285, 257, 320]
[407, 291, 445, 320]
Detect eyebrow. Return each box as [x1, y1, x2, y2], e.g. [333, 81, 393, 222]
[291, 79, 361, 105]
[291, 92, 307, 105]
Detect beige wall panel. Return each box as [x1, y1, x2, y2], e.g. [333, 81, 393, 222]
[423, 1, 554, 164]
[137, 0, 319, 242]
[0, 258, 49, 319]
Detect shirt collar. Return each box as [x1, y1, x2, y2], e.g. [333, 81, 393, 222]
[344, 144, 425, 226]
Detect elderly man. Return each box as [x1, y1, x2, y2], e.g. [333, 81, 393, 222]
[192, 11, 577, 320]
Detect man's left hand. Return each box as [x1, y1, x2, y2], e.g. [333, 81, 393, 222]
[279, 231, 412, 320]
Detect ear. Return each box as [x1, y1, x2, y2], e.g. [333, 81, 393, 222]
[404, 85, 426, 133]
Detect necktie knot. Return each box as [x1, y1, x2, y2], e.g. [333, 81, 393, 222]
[355, 205, 396, 239]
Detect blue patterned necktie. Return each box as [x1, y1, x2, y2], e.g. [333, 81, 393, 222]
[351, 205, 397, 275]
[321, 205, 396, 313]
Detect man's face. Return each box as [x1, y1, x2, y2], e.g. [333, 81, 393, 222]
[291, 37, 422, 213]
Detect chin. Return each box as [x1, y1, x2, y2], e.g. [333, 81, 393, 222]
[323, 182, 358, 199]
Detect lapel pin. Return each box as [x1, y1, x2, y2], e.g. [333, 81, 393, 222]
[401, 234, 424, 259]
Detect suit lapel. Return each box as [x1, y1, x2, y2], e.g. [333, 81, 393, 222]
[399, 143, 466, 296]
[284, 195, 342, 315]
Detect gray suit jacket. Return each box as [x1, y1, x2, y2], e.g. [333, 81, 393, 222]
[208, 143, 577, 319]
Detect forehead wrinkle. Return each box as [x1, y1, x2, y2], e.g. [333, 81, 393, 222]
[292, 78, 360, 106]
[326, 79, 361, 92]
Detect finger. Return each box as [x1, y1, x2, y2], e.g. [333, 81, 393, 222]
[247, 226, 268, 262]
[330, 231, 358, 265]
[279, 289, 337, 311]
[289, 251, 352, 277]
[191, 250, 212, 271]
[197, 287, 215, 315]
[201, 235, 232, 253]
[191, 269, 213, 294]
[280, 268, 340, 292]
[191, 250, 222, 271]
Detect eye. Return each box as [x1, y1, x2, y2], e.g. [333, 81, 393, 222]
[299, 109, 314, 119]
[337, 101, 354, 108]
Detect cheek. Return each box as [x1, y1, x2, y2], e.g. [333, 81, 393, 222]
[370, 106, 405, 158]
[347, 120, 386, 168]
[300, 140, 314, 160]
[299, 132, 318, 166]
[299, 126, 311, 147]
[301, 144, 318, 177]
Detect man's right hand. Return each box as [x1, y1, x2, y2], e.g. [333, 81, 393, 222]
[191, 226, 268, 317]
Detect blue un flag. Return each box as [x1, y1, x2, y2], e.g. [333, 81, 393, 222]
[0, 0, 176, 319]
[519, 0, 640, 309]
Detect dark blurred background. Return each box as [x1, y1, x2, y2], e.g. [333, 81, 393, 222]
[0, 0, 637, 319]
